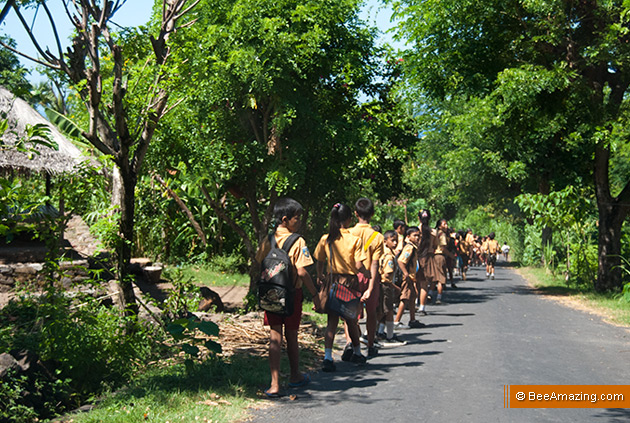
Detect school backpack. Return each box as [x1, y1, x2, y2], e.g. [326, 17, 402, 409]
[392, 242, 416, 287]
[257, 232, 301, 316]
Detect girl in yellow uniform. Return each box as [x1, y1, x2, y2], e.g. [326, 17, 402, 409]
[314, 203, 369, 372]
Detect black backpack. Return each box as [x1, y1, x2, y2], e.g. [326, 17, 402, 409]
[257, 232, 301, 316]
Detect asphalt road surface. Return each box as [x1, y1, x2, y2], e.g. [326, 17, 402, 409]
[250, 262, 630, 423]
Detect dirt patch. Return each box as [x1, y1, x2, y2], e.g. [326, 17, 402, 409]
[514, 268, 630, 329]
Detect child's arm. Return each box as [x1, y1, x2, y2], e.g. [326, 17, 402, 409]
[298, 266, 320, 310]
[361, 259, 379, 303]
[316, 260, 326, 282]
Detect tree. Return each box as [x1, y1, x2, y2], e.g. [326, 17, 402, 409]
[391, 0, 630, 290]
[148, 0, 378, 290]
[0, 35, 32, 98]
[1, 0, 198, 314]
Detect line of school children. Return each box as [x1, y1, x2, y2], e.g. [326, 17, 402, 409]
[256, 196, 500, 396]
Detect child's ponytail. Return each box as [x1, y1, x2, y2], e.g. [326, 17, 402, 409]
[327, 203, 352, 244]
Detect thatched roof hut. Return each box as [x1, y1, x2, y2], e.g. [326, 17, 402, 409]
[0, 86, 84, 175]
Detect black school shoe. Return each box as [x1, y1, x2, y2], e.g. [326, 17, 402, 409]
[341, 343, 353, 362]
[322, 359, 336, 372]
[367, 346, 379, 357]
[349, 353, 367, 365]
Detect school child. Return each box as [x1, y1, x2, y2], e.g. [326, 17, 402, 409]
[393, 219, 407, 255]
[457, 229, 470, 280]
[377, 230, 407, 346]
[432, 219, 454, 304]
[349, 198, 384, 357]
[502, 241, 511, 262]
[255, 198, 320, 397]
[484, 232, 500, 279]
[394, 226, 423, 329]
[314, 203, 370, 372]
[417, 209, 435, 316]
[446, 227, 457, 288]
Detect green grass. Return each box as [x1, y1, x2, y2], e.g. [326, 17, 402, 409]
[174, 265, 250, 287]
[520, 266, 630, 327]
[68, 341, 322, 423]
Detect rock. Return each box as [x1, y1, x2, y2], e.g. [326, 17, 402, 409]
[14, 265, 37, 275]
[0, 353, 18, 378]
[198, 287, 225, 312]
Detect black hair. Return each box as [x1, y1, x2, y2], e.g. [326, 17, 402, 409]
[489, 232, 496, 240]
[372, 224, 382, 233]
[417, 209, 432, 258]
[393, 219, 406, 230]
[273, 197, 303, 225]
[383, 229, 397, 240]
[355, 197, 375, 220]
[436, 218, 447, 230]
[406, 226, 420, 237]
[327, 203, 352, 244]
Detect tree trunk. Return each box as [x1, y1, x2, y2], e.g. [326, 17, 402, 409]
[538, 178, 553, 266]
[117, 165, 139, 316]
[595, 204, 624, 292]
[594, 143, 630, 292]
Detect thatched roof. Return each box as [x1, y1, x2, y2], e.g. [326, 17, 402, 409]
[0, 86, 84, 175]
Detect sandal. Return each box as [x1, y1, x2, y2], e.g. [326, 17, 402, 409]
[288, 373, 310, 388]
[263, 389, 282, 398]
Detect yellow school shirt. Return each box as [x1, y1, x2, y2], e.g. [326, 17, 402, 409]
[399, 242, 417, 281]
[255, 226, 314, 289]
[349, 223, 384, 270]
[434, 229, 448, 255]
[379, 247, 396, 284]
[314, 228, 367, 275]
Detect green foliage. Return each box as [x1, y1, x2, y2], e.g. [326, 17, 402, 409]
[0, 289, 161, 421]
[161, 267, 203, 318]
[0, 36, 32, 99]
[166, 317, 221, 371]
[516, 186, 598, 284]
[208, 252, 247, 274]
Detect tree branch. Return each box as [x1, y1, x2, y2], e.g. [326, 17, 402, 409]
[200, 184, 256, 258]
[153, 172, 208, 247]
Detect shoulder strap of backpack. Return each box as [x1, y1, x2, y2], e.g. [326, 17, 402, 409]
[281, 233, 301, 254]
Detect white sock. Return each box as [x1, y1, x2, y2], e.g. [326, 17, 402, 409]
[419, 305, 425, 311]
[386, 321, 394, 338]
[353, 345, 362, 355]
[324, 348, 333, 361]
[378, 323, 385, 334]
[437, 294, 442, 300]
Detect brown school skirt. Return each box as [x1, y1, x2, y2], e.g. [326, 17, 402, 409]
[416, 255, 434, 290]
[432, 254, 447, 284]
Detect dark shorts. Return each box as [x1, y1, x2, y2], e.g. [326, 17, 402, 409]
[488, 253, 497, 266]
[264, 288, 303, 330]
[400, 276, 417, 301]
[380, 283, 395, 316]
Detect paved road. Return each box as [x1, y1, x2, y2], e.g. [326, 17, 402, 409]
[250, 263, 630, 422]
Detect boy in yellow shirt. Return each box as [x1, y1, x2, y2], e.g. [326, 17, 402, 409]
[395, 227, 423, 329]
[255, 198, 319, 397]
[378, 230, 407, 346]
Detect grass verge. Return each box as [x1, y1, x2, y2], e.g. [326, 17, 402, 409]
[518, 266, 630, 327]
[174, 265, 250, 287]
[60, 316, 323, 423]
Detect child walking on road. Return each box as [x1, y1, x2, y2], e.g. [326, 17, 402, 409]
[314, 203, 370, 372]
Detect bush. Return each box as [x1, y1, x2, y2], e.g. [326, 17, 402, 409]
[0, 290, 163, 422]
[208, 252, 247, 274]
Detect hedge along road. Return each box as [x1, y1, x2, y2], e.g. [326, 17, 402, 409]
[250, 261, 630, 423]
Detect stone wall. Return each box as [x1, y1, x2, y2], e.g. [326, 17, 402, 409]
[0, 260, 91, 292]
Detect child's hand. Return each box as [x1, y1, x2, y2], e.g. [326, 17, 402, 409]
[360, 289, 372, 303]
